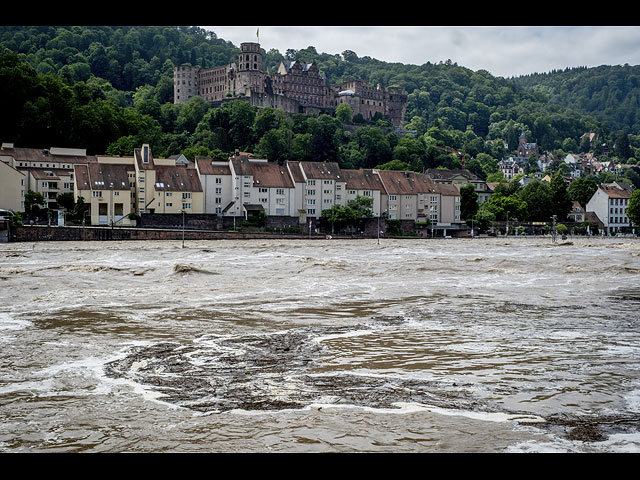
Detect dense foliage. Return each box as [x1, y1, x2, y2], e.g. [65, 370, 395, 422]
[2, 25, 640, 191]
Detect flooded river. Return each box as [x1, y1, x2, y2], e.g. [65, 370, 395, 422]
[1, 236, 640, 452]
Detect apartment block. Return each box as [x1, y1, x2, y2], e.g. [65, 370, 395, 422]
[0, 143, 92, 211]
[0, 159, 26, 212]
[298, 161, 347, 219]
[586, 182, 635, 234]
[74, 161, 135, 226]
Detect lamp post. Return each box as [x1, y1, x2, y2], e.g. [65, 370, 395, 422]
[377, 209, 386, 245]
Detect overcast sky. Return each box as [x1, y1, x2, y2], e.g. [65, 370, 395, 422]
[201, 26, 640, 79]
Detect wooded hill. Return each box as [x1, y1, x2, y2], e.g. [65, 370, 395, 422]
[2, 25, 640, 181]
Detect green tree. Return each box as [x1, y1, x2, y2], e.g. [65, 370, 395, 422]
[25, 190, 46, 214]
[56, 192, 75, 211]
[335, 103, 353, 123]
[485, 192, 528, 221]
[567, 176, 597, 208]
[320, 195, 373, 232]
[550, 172, 573, 221]
[460, 183, 479, 221]
[474, 203, 496, 232]
[518, 181, 554, 221]
[627, 189, 640, 228]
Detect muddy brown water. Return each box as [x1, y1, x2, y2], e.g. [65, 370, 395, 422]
[1, 237, 639, 452]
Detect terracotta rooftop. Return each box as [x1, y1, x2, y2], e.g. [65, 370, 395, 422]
[299, 161, 343, 181]
[0, 146, 96, 164]
[250, 162, 294, 189]
[230, 154, 256, 176]
[599, 182, 634, 199]
[376, 169, 421, 195]
[342, 169, 383, 191]
[29, 169, 61, 180]
[154, 165, 202, 192]
[285, 161, 306, 183]
[195, 157, 231, 176]
[134, 146, 154, 170]
[74, 163, 130, 191]
[425, 168, 480, 182]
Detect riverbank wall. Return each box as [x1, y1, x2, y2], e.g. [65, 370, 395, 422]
[12, 225, 319, 242]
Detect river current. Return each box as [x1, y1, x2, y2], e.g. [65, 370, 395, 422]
[1, 236, 639, 452]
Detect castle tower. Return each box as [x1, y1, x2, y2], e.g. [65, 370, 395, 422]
[235, 42, 265, 97]
[239, 42, 262, 72]
[173, 65, 200, 104]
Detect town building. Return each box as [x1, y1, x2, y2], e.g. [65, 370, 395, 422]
[0, 144, 92, 211]
[174, 41, 407, 127]
[74, 161, 135, 226]
[568, 201, 585, 223]
[297, 161, 347, 219]
[72, 144, 204, 226]
[2, 139, 469, 234]
[517, 130, 538, 158]
[342, 168, 383, 218]
[0, 156, 25, 212]
[585, 182, 635, 234]
[424, 168, 492, 203]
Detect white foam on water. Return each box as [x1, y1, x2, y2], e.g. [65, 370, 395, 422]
[0, 378, 56, 395]
[0, 311, 32, 332]
[624, 384, 640, 413]
[314, 328, 377, 343]
[389, 402, 547, 424]
[599, 433, 640, 452]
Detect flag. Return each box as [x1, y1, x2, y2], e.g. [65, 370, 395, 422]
[256, 28, 259, 39]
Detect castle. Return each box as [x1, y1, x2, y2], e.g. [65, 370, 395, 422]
[173, 42, 407, 127]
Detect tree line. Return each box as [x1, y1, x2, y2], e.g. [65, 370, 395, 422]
[2, 26, 640, 186]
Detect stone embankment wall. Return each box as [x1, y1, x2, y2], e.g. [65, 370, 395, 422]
[13, 226, 312, 242]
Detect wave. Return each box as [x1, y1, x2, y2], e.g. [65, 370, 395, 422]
[171, 263, 218, 275]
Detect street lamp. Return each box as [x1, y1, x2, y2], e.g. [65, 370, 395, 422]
[377, 209, 386, 245]
[181, 209, 185, 248]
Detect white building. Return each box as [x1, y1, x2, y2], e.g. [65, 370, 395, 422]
[585, 182, 635, 234]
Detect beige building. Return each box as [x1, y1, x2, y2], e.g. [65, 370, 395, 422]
[425, 168, 492, 203]
[434, 183, 463, 227]
[73, 144, 204, 225]
[0, 144, 92, 211]
[0, 159, 26, 212]
[132, 145, 203, 215]
[375, 169, 463, 233]
[74, 162, 135, 226]
[342, 168, 383, 216]
[376, 169, 420, 220]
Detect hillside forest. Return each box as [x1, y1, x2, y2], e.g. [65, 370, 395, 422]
[2, 25, 640, 225]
